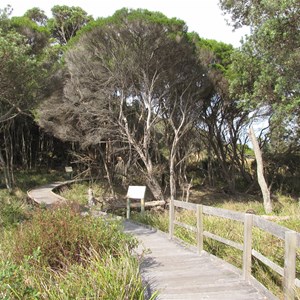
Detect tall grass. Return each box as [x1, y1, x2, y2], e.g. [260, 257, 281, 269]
[1, 247, 148, 300]
[60, 182, 106, 205]
[0, 187, 31, 230]
[1, 170, 64, 229]
[0, 169, 155, 300]
[0, 203, 151, 299]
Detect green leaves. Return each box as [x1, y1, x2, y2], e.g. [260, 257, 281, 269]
[48, 5, 93, 45]
[219, 0, 300, 147]
[0, 29, 39, 121]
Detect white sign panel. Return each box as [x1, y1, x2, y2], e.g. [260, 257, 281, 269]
[127, 186, 146, 199]
[65, 166, 73, 173]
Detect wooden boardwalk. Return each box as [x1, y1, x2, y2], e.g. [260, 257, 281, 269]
[28, 182, 276, 300]
[27, 181, 65, 205]
[124, 221, 273, 300]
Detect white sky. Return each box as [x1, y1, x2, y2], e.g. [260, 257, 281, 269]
[4, 0, 249, 47]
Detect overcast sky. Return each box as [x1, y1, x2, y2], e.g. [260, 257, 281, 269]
[4, 0, 249, 47]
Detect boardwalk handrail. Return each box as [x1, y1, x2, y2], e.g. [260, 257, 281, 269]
[169, 199, 300, 299]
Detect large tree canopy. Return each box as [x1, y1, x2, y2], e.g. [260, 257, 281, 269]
[39, 9, 211, 199]
[47, 5, 93, 45]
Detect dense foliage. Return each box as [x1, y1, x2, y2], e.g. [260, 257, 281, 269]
[220, 0, 300, 153]
[0, 4, 299, 205]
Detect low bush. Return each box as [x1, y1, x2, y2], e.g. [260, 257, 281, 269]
[0, 257, 40, 300]
[0, 190, 29, 228]
[12, 203, 137, 270]
[34, 249, 147, 300]
[0, 202, 151, 299]
[0, 173, 154, 299]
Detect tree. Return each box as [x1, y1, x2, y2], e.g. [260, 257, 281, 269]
[220, 0, 300, 141]
[10, 16, 50, 55]
[0, 28, 39, 189]
[24, 7, 48, 26]
[219, 0, 300, 198]
[47, 5, 93, 45]
[39, 9, 210, 200]
[0, 6, 53, 190]
[194, 38, 253, 193]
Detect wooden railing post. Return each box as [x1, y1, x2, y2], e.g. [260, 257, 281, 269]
[284, 231, 297, 300]
[169, 199, 175, 239]
[196, 204, 203, 254]
[243, 213, 253, 281]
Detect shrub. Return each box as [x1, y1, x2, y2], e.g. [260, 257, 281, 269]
[0, 192, 29, 228]
[0, 258, 40, 300]
[12, 203, 137, 270]
[1, 233, 149, 300]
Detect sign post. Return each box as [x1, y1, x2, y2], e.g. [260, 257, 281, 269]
[65, 166, 73, 180]
[126, 186, 146, 219]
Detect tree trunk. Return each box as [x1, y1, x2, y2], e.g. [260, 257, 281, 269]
[207, 142, 214, 187]
[100, 144, 115, 197]
[169, 134, 179, 201]
[248, 127, 272, 213]
[0, 149, 12, 192]
[146, 175, 164, 201]
[169, 154, 176, 201]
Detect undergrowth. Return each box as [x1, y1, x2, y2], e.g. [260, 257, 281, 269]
[0, 202, 148, 299]
[60, 182, 107, 205]
[0, 176, 152, 300]
[11, 203, 137, 270]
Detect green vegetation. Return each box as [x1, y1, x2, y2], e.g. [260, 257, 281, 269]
[0, 173, 152, 299]
[131, 195, 300, 299]
[60, 181, 108, 205]
[0, 2, 299, 298]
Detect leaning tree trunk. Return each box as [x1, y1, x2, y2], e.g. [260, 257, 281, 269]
[248, 127, 272, 214]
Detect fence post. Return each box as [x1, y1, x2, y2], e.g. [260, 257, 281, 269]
[243, 213, 253, 281]
[196, 204, 203, 254]
[284, 231, 297, 300]
[169, 199, 175, 239]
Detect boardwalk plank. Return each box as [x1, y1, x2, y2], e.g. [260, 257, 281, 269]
[124, 221, 276, 300]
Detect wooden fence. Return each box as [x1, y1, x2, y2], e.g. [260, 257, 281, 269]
[169, 199, 300, 300]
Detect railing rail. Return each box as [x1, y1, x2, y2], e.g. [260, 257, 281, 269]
[169, 199, 300, 300]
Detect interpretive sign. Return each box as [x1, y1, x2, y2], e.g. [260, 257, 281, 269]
[126, 185, 146, 219]
[127, 185, 146, 199]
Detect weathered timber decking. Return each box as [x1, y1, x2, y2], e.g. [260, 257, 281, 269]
[123, 221, 273, 300]
[28, 182, 276, 300]
[27, 181, 66, 205]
